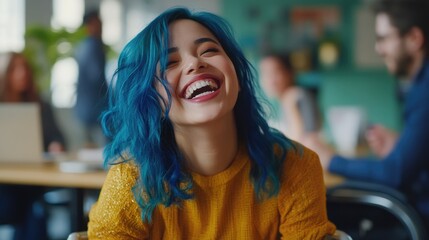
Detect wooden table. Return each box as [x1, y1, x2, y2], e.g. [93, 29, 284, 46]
[0, 162, 106, 188]
[0, 162, 343, 188]
[324, 171, 345, 188]
[0, 162, 107, 232]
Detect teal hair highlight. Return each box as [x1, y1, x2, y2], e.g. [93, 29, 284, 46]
[101, 7, 295, 223]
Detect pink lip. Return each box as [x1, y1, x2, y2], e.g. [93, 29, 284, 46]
[188, 88, 221, 102]
[180, 73, 222, 98]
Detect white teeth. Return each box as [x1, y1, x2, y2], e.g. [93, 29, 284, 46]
[194, 90, 214, 98]
[185, 79, 218, 99]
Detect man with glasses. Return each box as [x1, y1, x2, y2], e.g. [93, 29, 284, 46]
[308, 0, 429, 229]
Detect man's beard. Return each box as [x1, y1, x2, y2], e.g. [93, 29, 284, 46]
[392, 51, 413, 79]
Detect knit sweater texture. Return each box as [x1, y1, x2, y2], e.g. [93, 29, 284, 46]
[88, 145, 335, 239]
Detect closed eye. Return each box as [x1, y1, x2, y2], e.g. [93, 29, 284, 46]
[167, 60, 179, 68]
[201, 48, 219, 56]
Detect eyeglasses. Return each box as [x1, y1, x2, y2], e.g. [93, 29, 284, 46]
[376, 32, 402, 43]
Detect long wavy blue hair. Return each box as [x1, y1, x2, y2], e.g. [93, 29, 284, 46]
[102, 7, 295, 222]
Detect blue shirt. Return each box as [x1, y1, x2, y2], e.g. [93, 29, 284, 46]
[329, 59, 429, 218]
[74, 36, 108, 126]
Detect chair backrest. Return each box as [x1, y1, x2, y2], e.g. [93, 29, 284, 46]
[327, 181, 427, 240]
[67, 231, 88, 240]
[325, 230, 353, 240]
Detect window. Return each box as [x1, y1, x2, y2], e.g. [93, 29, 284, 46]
[50, 0, 122, 108]
[0, 0, 25, 52]
[51, 58, 78, 108]
[101, 0, 122, 49]
[50, 0, 83, 108]
[51, 0, 84, 30]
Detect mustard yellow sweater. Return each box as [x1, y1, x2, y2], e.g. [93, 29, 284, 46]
[88, 145, 336, 239]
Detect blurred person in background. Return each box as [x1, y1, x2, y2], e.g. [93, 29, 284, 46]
[0, 52, 66, 240]
[74, 9, 108, 148]
[259, 52, 321, 142]
[307, 0, 429, 227]
[0, 52, 65, 153]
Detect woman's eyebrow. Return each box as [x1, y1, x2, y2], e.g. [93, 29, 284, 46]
[194, 37, 219, 45]
[167, 37, 219, 54]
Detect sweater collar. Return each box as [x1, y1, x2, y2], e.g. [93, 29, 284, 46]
[190, 144, 248, 188]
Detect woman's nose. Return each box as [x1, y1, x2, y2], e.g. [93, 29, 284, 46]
[185, 56, 207, 74]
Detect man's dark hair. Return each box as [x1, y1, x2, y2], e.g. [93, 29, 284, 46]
[373, 0, 429, 53]
[83, 9, 100, 25]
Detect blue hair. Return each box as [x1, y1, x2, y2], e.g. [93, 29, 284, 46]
[101, 7, 295, 223]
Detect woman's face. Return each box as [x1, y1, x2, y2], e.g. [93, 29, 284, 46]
[259, 57, 293, 98]
[8, 55, 31, 94]
[157, 19, 239, 127]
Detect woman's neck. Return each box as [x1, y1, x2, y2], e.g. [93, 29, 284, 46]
[174, 112, 238, 176]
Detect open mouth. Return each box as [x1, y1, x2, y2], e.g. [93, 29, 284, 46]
[183, 79, 220, 100]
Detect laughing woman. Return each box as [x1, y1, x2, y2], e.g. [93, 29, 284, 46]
[88, 7, 335, 239]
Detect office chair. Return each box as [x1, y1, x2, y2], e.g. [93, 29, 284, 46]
[67, 231, 87, 240]
[327, 181, 427, 240]
[325, 230, 353, 240]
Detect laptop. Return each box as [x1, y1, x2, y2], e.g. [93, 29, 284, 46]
[0, 103, 45, 163]
[0, 103, 105, 172]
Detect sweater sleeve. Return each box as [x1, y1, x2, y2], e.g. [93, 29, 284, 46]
[88, 163, 150, 239]
[278, 146, 336, 239]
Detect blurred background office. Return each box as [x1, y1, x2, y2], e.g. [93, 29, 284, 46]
[0, 0, 404, 239]
[0, 0, 401, 151]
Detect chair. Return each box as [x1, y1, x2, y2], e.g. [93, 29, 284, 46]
[327, 181, 428, 240]
[325, 230, 353, 240]
[67, 231, 88, 240]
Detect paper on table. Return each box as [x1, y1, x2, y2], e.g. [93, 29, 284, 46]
[58, 148, 105, 173]
[328, 106, 367, 157]
[77, 147, 104, 163]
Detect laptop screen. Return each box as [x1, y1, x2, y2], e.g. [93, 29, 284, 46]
[0, 103, 45, 163]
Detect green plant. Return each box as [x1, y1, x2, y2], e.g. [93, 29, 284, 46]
[23, 25, 86, 96]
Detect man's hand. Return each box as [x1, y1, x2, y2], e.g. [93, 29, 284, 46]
[301, 134, 335, 170]
[48, 141, 65, 153]
[365, 124, 398, 158]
